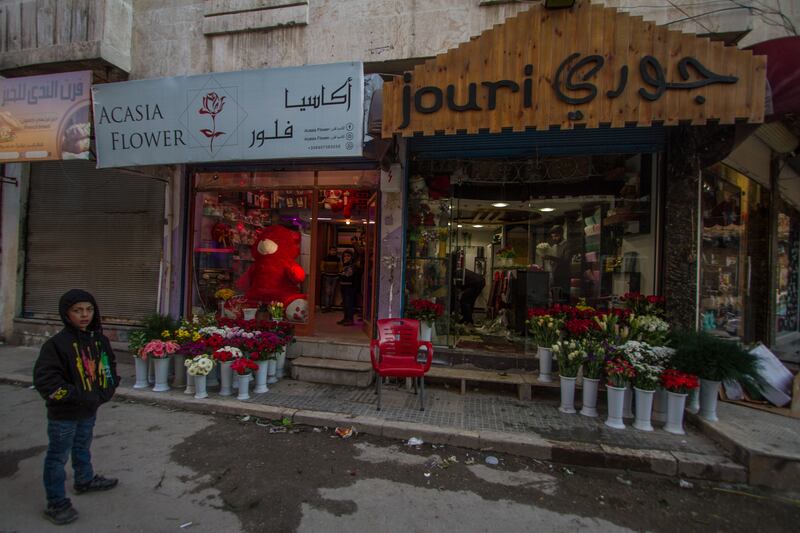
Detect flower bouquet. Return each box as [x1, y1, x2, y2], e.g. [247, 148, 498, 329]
[215, 288, 236, 301]
[605, 357, 636, 429]
[405, 299, 445, 327]
[185, 354, 215, 376]
[267, 301, 285, 321]
[526, 309, 562, 348]
[622, 293, 666, 317]
[139, 339, 180, 360]
[231, 357, 259, 375]
[551, 339, 585, 378]
[628, 314, 670, 346]
[605, 358, 636, 388]
[213, 346, 243, 362]
[660, 369, 699, 394]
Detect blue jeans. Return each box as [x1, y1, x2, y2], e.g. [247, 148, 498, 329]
[44, 417, 96, 506]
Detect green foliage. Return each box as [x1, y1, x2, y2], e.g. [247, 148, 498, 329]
[670, 330, 761, 383]
[127, 329, 148, 355]
[141, 313, 178, 341]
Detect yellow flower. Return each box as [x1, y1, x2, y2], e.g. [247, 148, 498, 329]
[192, 332, 201, 342]
[161, 330, 171, 339]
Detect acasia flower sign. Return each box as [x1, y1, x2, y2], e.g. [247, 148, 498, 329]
[199, 92, 226, 152]
[91, 62, 365, 168]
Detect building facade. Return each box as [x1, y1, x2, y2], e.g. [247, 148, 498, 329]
[1, 0, 798, 364]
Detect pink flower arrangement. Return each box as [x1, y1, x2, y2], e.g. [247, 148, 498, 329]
[139, 340, 180, 360]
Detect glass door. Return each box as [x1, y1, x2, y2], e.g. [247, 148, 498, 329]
[362, 193, 378, 336]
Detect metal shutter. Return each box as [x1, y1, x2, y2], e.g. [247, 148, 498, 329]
[23, 161, 165, 323]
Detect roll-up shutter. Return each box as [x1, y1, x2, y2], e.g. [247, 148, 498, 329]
[23, 161, 165, 322]
[408, 126, 666, 160]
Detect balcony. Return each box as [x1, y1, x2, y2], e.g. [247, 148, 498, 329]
[0, 0, 132, 81]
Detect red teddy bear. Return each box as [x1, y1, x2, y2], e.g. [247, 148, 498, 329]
[237, 225, 307, 319]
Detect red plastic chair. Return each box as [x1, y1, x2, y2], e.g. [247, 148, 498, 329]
[370, 318, 434, 411]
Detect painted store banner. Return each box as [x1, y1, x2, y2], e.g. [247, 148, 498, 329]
[92, 62, 364, 168]
[0, 71, 92, 163]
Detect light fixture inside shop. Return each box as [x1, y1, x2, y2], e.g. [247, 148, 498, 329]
[345, 219, 351, 225]
[539, 207, 555, 212]
[457, 224, 463, 228]
[473, 224, 484, 228]
[491, 202, 509, 208]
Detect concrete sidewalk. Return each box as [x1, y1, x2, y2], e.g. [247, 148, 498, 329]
[2, 342, 795, 490]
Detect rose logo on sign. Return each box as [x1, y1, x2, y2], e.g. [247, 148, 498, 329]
[198, 92, 226, 151]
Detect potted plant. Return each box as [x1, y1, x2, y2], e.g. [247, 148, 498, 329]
[243, 332, 282, 393]
[267, 300, 285, 322]
[405, 299, 445, 342]
[604, 358, 635, 429]
[128, 330, 150, 389]
[527, 308, 563, 383]
[139, 339, 180, 392]
[670, 330, 761, 422]
[496, 244, 516, 267]
[213, 345, 243, 396]
[660, 369, 699, 434]
[231, 357, 259, 400]
[185, 354, 215, 399]
[580, 341, 609, 418]
[628, 314, 670, 347]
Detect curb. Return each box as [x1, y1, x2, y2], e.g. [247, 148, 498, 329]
[1, 373, 745, 484]
[687, 411, 799, 491]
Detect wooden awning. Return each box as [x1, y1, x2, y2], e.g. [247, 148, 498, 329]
[382, 0, 766, 138]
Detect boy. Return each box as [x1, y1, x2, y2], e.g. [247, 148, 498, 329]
[33, 289, 120, 525]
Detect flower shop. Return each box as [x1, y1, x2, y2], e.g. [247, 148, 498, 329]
[129, 314, 296, 402]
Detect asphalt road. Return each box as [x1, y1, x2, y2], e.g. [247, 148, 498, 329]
[0, 383, 796, 533]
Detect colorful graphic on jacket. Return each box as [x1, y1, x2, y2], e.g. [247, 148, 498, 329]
[72, 341, 114, 391]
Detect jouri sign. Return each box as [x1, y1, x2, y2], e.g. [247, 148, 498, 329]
[93, 62, 364, 168]
[382, 0, 766, 137]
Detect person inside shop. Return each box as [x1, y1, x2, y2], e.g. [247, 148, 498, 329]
[33, 289, 120, 525]
[319, 246, 342, 312]
[451, 256, 486, 324]
[540, 225, 572, 304]
[338, 249, 361, 326]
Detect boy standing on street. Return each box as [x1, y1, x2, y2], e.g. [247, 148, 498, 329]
[33, 289, 120, 525]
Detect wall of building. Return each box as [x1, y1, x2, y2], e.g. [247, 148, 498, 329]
[0, 164, 26, 341]
[130, 0, 534, 79]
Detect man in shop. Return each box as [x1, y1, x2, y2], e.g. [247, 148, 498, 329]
[319, 246, 342, 312]
[541, 225, 572, 304]
[454, 268, 486, 325]
[338, 249, 361, 326]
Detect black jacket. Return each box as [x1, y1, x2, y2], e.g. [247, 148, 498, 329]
[33, 289, 119, 420]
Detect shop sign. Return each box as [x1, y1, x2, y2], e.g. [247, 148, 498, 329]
[382, 1, 765, 137]
[93, 62, 364, 168]
[0, 71, 92, 163]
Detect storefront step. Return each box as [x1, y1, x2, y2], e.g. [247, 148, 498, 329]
[426, 366, 559, 401]
[290, 356, 373, 388]
[290, 338, 370, 363]
[431, 346, 538, 372]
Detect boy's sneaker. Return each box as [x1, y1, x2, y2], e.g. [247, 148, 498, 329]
[74, 475, 118, 494]
[44, 501, 78, 525]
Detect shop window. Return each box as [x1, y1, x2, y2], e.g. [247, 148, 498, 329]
[776, 210, 799, 341]
[191, 183, 313, 323]
[699, 164, 769, 342]
[404, 153, 658, 354]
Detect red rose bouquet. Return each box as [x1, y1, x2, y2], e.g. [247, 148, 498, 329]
[231, 357, 259, 375]
[660, 369, 699, 394]
[405, 299, 445, 326]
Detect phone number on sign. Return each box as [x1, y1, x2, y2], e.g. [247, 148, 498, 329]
[308, 144, 341, 150]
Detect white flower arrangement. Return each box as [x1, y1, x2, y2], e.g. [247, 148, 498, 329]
[551, 339, 586, 378]
[185, 354, 215, 376]
[628, 314, 670, 345]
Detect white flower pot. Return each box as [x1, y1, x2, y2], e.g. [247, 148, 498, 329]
[243, 308, 257, 320]
[206, 364, 219, 387]
[276, 347, 288, 379]
[232, 372, 239, 389]
[699, 379, 721, 422]
[664, 391, 688, 435]
[152, 358, 171, 392]
[537, 346, 553, 383]
[605, 385, 627, 429]
[623, 384, 634, 418]
[237, 373, 252, 400]
[184, 369, 195, 395]
[686, 387, 700, 414]
[633, 387, 655, 432]
[148, 357, 155, 384]
[219, 361, 233, 396]
[652, 387, 666, 419]
[133, 357, 149, 389]
[559, 376, 577, 414]
[419, 322, 433, 342]
[194, 374, 208, 399]
[254, 360, 270, 394]
[267, 359, 278, 384]
[172, 355, 186, 387]
[580, 377, 600, 417]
